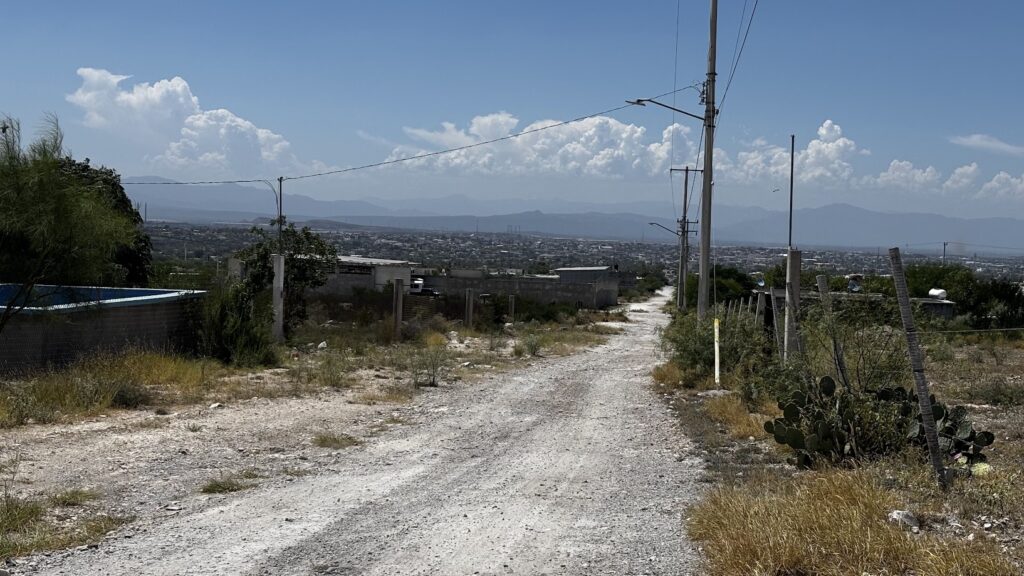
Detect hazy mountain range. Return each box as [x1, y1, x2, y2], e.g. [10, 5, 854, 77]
[124, 177, 1024, 253]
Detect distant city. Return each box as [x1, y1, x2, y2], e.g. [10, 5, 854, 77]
[147, 221, 1024, 281]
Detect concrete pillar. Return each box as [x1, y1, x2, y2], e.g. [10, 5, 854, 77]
[465, 288, 474, 328]
[768, 287, 782, 359]
[392, 279, 404, 340]
[226, 257, 243, 281]
[272, 254, 285, 343]
[784, 249, 802, 362]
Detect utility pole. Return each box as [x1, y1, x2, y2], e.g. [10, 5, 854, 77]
[697, 0, 718, 320]
[788, 134, 795, 249]
[277, 176, 285, 249]
[670, 166, 701, 312]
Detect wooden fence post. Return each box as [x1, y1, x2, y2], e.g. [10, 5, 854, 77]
[890, 247, 948, 489]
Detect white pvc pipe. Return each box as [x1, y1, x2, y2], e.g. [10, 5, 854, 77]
[714, 318, 721, 386]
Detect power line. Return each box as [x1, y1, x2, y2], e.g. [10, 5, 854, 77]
[669, 0, 682, 220]
[284, 89, 693, 182]
[719, 0, 759, 113]
[126, 88, 699, 188]
[126, 178, 270, 186]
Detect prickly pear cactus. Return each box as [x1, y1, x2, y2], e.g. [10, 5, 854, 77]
[764, 376, 994, 469]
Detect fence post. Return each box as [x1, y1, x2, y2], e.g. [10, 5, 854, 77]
[465, 288, 474, 328]
[271, 254, 285, 343]
[816, 274, 850, 389]
[392, 278, 404, 340]
[784, 249, 802, 362]
[768, 287, 783, 360]
[508, 294, 515, 324]
[755, 292, 765, 327]
[889, 247, 949, 489]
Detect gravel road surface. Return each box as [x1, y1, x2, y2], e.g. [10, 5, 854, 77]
[22, 290, 701, 575]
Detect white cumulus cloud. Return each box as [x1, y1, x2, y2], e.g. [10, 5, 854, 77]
[978, 171, 1024, 199]
[942, 162, 979, 192]
[66, 67, 324, 178]
[861, 159, 941, 190]
[387, 113, 695, 177]
[726, 120, 862, 186]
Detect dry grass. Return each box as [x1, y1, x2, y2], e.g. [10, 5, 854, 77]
[0, 351, 234, 427]
[0, 491, 126, 560]
[689, 469, 1018, 575]
[312, 432, 361, 449]
[651, 362, 682, 389]
[48, 488, 98, 507]
[354, 383, 415, 405]
[703, 394, 769, 440]
[199, 475, 250, 494]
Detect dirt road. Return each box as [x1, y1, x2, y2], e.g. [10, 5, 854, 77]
[21, 290, 701, 575]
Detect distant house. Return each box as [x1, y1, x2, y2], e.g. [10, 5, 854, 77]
[319, 256, 412, 294]
[552, 266, 611, 284]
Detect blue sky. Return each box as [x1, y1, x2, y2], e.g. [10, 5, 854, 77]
[4, 1, 1024, 218]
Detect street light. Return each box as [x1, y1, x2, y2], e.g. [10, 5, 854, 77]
[648, 222, 679, 237]
[626, 99, 704, 123]
[629, 95, 712, 316]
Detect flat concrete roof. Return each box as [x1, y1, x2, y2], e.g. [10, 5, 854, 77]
[337, 256, 411, 267]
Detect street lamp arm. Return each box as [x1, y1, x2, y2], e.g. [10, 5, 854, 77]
[648, 222, 680, 237]
[626, 99, 704, 123]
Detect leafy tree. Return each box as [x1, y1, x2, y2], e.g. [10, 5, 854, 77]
[236, 219, 337, 335]
[0, 116, 135, 334]
[684, 265, 756, 309]
[60, 157, 152, 286]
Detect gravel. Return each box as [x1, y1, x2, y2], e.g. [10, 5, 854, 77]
[14, 290, 703, 575]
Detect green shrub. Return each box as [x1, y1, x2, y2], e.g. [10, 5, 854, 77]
[198, 284, 276, 367]
[523, 335, 542, 356]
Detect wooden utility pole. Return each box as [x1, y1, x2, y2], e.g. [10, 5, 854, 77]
[890, 247, 948, 489]
[696, 0, 718, 320]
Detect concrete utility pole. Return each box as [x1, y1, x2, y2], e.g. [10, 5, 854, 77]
[696, 0, 718, 320]
[783, 249, 801, 362]
[277, 176, 285, 248]
[669, 167, 700, 311]
[788, 134, 795, 249]
[943, 241, 948, 264]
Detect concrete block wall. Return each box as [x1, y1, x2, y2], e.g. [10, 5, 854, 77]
[0, 296, 203, 374]
[422, 276, 618, 309]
